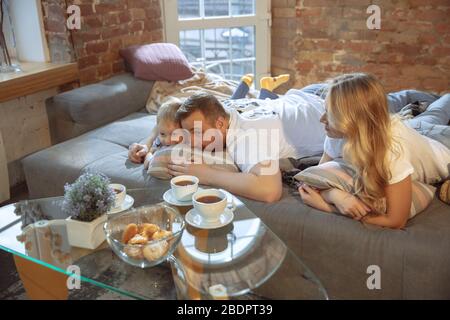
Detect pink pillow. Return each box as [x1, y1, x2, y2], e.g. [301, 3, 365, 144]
[120, 43, 193, 81]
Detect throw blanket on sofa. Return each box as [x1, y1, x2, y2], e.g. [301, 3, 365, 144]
[146, 67, 258, 114]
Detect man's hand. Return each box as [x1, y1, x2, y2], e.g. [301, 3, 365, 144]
[128, 143, 148, 164]
[298, 184, 334, 213]
[167, 162, 213, 185]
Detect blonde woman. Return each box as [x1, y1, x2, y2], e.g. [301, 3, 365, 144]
[299, 73, 450, 229]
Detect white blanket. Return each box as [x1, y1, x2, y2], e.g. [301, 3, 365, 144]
[146, 67, 258, 114]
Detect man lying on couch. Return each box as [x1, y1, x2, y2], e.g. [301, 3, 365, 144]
[130, 81, 329, 202]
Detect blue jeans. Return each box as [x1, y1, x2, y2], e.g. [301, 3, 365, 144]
[230, 81, 279, 100]
[399, 93, 450, 127]
[230, 81, 325, 100]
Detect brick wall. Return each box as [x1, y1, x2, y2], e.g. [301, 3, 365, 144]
[42, 0, 163, 85]
[271, 0, 298, 93]
[272, 0, 450, 94]
[41, 0, 75, 64]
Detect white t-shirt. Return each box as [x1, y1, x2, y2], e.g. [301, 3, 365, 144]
[324, 117, 450, 184]
[324, 137, 346, 159]
[226, 91, 326, 173]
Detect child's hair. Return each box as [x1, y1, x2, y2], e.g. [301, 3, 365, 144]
[157, 98, 182, 124]
[326, 73, 393, 212]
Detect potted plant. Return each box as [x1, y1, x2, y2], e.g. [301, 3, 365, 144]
[63, 172, 115, 249]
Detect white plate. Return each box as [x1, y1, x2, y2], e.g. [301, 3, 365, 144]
[163, 188, 203, 206]
[107, 194, 134, 215]
[185, 208, 234, 230]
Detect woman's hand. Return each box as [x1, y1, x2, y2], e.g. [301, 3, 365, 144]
[298, 184, 334, 213]
[128, 143, 148, 164]
[328, 190, 371, 220]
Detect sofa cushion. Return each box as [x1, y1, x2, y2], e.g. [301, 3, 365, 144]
[86, 112, 156, 148]
[23, 113, 156, 198]
[49, 73, 154, 127]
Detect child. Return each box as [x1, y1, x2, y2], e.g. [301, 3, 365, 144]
[298, 73, 450, 229]
[128, 99, 182, 168]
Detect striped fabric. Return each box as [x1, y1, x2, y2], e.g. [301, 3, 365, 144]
[294, 160, 436, 218]
[148, 145, 239, 180]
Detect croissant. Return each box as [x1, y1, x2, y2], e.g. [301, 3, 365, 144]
[152, 230, 172, 241]
[122, 223, 138, 244]
[143, 241, 169, 261]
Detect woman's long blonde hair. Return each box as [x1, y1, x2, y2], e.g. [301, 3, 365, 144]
[326, 73, 393, 212]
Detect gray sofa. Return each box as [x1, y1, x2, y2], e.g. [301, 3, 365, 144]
[22, 73, 450, 299]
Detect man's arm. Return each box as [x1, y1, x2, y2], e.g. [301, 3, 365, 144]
[206, 162, 283, 203]
[168, 161, 283, 203]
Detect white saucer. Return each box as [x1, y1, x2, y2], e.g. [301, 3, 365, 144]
[185, 208, 234, 230]
[107, 194, 134, 215]
[163, 188, 203, 206]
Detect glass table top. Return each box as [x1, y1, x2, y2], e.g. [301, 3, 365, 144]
[0, 188, 328, 300]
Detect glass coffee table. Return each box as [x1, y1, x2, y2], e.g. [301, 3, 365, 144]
[0, 188, 328, 300]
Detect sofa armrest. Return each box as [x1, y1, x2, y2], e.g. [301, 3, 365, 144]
[47, 73, 154, 143]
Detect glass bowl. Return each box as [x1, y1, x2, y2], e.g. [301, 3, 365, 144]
[104, 204, 185, 268]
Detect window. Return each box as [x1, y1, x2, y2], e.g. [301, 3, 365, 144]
[163, 0, 271, 86]
[1, 0, 49, 65]
[10, 0, 49, 62]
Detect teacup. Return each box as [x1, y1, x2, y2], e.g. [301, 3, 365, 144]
[192, 189, 234, 223]
[109, 183, 126, 209]
[170, 175, 199, 201]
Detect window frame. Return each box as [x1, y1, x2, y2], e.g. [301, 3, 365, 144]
[162, 0, 272, 86]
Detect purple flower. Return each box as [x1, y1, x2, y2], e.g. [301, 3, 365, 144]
[62, 172, 115, 222]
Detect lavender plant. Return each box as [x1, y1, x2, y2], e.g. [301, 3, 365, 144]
[62, 172, 115, 222]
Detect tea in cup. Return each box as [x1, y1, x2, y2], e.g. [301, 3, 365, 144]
[192, 189, 233, 223]
[170, 175, 199, 201]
